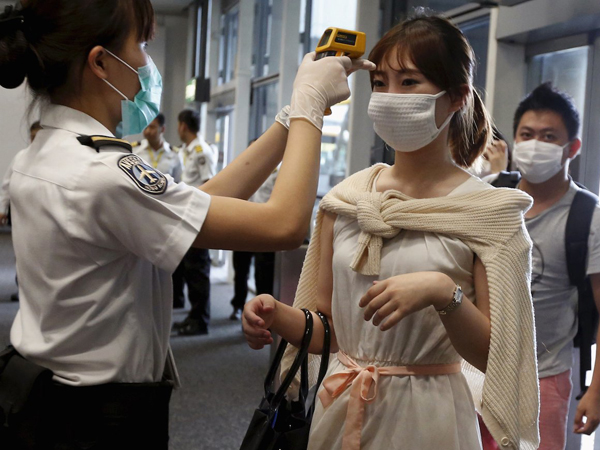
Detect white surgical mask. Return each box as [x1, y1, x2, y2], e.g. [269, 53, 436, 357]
[367, 91, 454, 152]
[512, 139, 570, 184]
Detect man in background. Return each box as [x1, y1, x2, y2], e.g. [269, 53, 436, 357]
[132, 112, 183, 182]
[484, 83, 600, 449]
[171, 109, 217, 335]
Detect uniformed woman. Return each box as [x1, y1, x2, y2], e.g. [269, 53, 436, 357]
[0, 0, 374, 448]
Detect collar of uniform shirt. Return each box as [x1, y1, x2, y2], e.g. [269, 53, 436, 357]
[40, 104, 114, 138]
[144, 139, 171, 153]
[185, 137, 200, 153]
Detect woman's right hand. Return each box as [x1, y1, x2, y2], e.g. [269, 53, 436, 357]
[289, 52, 375, 130]
[242, 294, 277, 350]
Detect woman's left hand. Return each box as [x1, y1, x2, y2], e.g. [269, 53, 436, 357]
[359, 271, 455, 331]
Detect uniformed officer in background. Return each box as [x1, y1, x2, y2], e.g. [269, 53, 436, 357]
[132, 112, 183, 182]
[178, 109, 217, 186]
[171, 109, 216, 332]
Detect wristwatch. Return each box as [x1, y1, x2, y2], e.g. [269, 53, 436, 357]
[436, 285, 463, 316]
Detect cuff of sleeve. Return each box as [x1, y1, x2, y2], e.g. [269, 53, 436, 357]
[157, 189, 212, 273]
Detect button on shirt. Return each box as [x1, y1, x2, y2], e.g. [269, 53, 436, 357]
[133, 139, 183, 182]
[181, 136, 217, 186]
[9, 105, 211, 386]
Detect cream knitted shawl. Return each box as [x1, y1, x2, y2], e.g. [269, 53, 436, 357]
[282, 164, 539, 450]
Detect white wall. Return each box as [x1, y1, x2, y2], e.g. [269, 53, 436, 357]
[0, 84, 33, 177]
[161, 15, 191, 146]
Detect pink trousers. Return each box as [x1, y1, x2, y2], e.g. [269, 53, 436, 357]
[539, 370, 572, 450]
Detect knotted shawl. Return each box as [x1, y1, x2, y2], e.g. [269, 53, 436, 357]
[282, 164, 539, 449]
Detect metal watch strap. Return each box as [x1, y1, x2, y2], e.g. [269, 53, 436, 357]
[437, 285, 463, 316]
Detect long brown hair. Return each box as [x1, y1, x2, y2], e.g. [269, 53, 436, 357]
[369, 14, 491, 167]
[0, 0, 154, 99]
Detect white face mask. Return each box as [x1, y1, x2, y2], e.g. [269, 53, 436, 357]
[367, 91, 454, 152]
[512, 139, 570, 184]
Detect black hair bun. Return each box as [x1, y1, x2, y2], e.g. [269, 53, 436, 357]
[0, 6, 29, 89]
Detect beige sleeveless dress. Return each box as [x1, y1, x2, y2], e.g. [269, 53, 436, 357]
[307, 176, 486, 450]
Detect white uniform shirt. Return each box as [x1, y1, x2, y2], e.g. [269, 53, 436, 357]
[9, 105, 211, 386]
[133, 139, 183, 182]
[181, 136, 217, 186]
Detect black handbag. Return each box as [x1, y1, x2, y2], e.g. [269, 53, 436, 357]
[240, 309, 331, 450]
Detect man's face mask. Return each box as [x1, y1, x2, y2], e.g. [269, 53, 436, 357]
[102, 49, 162, 137]
[512, 139, 570, 184]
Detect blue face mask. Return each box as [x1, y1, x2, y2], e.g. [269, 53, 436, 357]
[114, 122, 124, 139]
[103, 49, 162, 137]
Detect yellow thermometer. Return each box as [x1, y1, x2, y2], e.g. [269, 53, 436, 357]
[315, 27, 366, 114]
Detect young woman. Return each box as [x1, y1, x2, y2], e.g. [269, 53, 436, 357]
[243, 14, 539, 450]
[0, 0, 373, 448]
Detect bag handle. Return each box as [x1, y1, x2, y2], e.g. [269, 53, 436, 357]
[266, 309, 314, 408]
[302, 311, 331, 415]
[296, 312, 330, 412]
[314, 311, 331, 388]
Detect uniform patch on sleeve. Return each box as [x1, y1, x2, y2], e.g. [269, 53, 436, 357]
[198, 156, 206, 165]
[118, 155, 168, 195]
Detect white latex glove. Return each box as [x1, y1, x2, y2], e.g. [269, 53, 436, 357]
[275, 105, 291, 130]
[347, 57, 377, 75]
[276, 58, 375, 131]
[289, 52, 375, 130]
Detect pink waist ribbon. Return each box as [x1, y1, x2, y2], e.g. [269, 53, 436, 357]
[318, 351, 462, 450]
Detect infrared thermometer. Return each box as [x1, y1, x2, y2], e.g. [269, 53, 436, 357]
[315, 27, 366, 114]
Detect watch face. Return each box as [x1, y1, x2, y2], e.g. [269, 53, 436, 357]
[455, 286, 463, 304]
[439, 285, 462, 315]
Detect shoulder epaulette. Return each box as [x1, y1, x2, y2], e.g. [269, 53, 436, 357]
[195, 145, 203, 153]
[131, 141, 141, 148]
[77, 135, 132, 153]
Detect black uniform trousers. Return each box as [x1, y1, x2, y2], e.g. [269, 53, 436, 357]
[172, 247, 211, 328]
[2, 381, 173, 450]
[231, 251, 275, 310]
